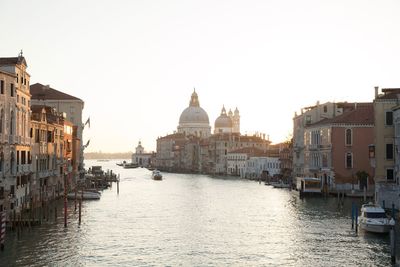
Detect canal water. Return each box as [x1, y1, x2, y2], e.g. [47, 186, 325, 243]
[0, 160, 395, 266]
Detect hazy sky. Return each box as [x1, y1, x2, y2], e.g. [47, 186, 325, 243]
[1, 0, 399, 152]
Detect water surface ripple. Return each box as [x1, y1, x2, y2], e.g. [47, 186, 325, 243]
[0, 160, 393, 266]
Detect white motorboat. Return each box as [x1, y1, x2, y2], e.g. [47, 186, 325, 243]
[67, 190, 101, 200]
[358, 203, 395, 233]
[152, 170, 162, 180]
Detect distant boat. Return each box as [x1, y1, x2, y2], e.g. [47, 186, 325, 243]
[97, 159, 110, 162]
[123, 163, 139, 169]
[152, 170, 162, 180]
[116, 161, 127, 166]
[67, 190, 101, 200]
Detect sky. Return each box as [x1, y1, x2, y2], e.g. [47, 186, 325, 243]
[1, 0, 399, 153]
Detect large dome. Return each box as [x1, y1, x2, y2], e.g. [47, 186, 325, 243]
[177, 90, 211, 138]
[179, 106, 210, 124]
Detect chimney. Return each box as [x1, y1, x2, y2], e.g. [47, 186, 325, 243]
[375, 86, 379, 98]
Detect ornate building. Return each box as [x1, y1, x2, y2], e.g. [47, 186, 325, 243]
[156, 90, 269, 175]
[177, 90, 211, 138]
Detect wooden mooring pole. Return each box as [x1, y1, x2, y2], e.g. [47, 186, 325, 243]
[78, 199, 82, 225]
[391, 226, 396, 264]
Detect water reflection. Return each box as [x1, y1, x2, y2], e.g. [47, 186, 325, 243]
[0, 160, 394, 266]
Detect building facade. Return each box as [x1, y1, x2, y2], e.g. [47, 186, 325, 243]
[132, 141, 154, 167]
[30, 83, 84, 179]
[303, 103, 374, 189]
[156, 91, 269, 175]
[0, 55, 32, 214]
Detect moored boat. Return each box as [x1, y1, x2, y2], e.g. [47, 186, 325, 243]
[152, 170, 162, 180]
[358, 203, 395, 233]
[67, 190, 101, 200]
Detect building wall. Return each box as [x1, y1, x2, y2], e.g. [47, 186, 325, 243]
[331, 126, 374, 184]
[0, 59, 32, 214]
[374, 97, 396, 183]
[293, 102, 343, 177]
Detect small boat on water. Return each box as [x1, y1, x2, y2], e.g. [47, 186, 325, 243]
[152, 170, 162, 180]
[67, 190, 101, 200]
[123, 163, 139, 169]
[358, 203, 395, 233]
[116, 161, 126, 166]
[272, 181, 291, 188]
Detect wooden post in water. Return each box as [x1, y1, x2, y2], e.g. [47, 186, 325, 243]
[392, 203, 396, 219]
[64, 176, 67, 228]
[78, 199, 82, 225]
[74, 187, 77, 212]
[351, 202, 354, 230]
[363, 186, 367, 202]
[355, 206, 358, 234]
[117, 179, 119, 195]
[390, 227, 396, 264]
[383, 200, 386, 209]
[54, 205, 57, 222]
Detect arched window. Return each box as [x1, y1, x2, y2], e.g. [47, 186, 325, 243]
[345, 128, 352, 146]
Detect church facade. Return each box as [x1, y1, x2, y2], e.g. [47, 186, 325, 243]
[155, 90, 270, 174]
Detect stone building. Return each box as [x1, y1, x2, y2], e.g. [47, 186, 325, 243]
[30, 106, 64, 203]
[132, 141, 154, 167]
[156, 90, 269, 174]
[303, 103, 374, 190]
[30, 83, 84, 179]
[0, 54, 32, 214]
[292, 102, 344, 178]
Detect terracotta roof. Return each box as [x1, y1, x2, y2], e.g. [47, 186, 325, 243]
[0, 56, 27, 66]
[30, 83, 83, 101]
[309, 103, 374, 127]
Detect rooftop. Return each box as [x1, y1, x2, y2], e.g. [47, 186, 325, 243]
[30, 83, 83, 101]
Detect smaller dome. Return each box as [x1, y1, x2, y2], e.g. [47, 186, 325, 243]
[215, 105, 233, 128]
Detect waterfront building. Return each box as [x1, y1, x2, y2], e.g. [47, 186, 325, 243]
[372, 87, 399, 183]
[303, 103, 374, 190]
[0, 54, 32, 214]
[278, 141, 293, 180]
[227, 147, 267, 177]
[30, 106, 65, 204]
[155, 133, 187, 172]
[156, 90, 268, 175]
[243, 156, 281, 180]
[292, 102, 344, 178]
[132, 141, 154, 167]
[30, 83, 84, 179]
[373, 87, 400, 209]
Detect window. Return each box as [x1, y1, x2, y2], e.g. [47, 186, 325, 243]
[305, 115, 312, 125]
[323, 105, 327, 113]
[345, 129, 352, 146]
[387, 168, 394, 181]
[346, 152, 353, 168]
[10, 111, 13, 135]
[0, 80, 3, 94]
[386, 111, 393, 126]
[10, 83, 14, 97]
[386, 143, 394, 160]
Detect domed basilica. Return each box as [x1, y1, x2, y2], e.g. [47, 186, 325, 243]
[177, 90, 240, 137]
